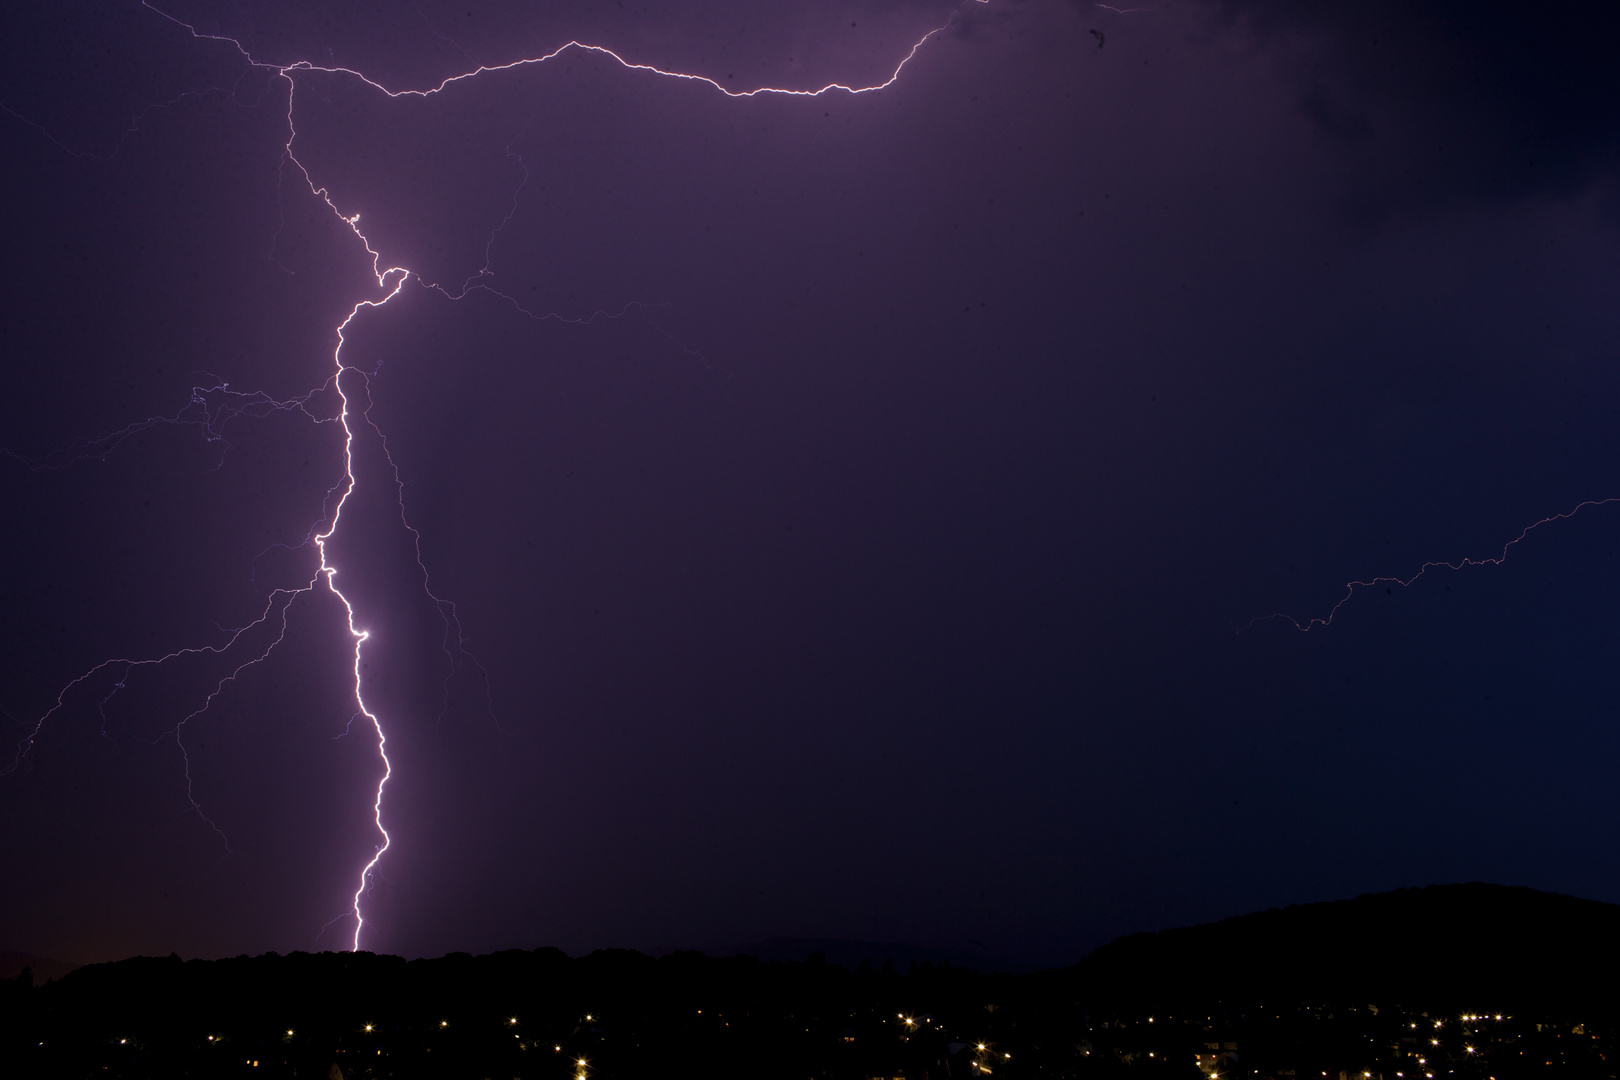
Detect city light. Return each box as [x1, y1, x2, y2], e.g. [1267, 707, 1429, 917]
[59, 981, 1554, 1077]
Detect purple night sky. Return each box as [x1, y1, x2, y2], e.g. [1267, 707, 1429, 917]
[3, 0, 1619, 967]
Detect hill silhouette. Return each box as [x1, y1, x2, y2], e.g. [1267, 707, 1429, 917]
[0, 952, 79, 984]
[1056, 882, 1615, 1009]
[5, 883, 1617, 1077]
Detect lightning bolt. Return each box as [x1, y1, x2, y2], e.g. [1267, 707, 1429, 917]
[1247, 496, 1620, 633]
[3, 0, 990, 952]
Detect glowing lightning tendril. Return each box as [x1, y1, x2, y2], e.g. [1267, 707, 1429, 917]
[1247, 497, 1620, 634]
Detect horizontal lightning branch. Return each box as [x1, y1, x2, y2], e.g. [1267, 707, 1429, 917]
[143, 0, 988, 102]
[1247, 497, 1620, 633]
[1, 379, 340, 472]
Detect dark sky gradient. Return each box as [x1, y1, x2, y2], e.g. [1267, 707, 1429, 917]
[3, 0, 1619, 967]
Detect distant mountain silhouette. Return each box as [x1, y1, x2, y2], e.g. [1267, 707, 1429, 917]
[1054, 882, 1615, 1008]
[0, 951, 79, 983]
[9, 885, 1620, 1077]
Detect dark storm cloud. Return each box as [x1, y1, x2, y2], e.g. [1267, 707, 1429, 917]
[1206, 0, 1620, 207]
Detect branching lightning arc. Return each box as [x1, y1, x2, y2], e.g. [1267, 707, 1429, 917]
[1248, 497, 1620, 633]
[5, 0, 1612, 949]
[1, 0, 989, 952]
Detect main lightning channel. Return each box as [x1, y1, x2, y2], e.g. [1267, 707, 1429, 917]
[257, 1, 988, 949]
[317, 272, 409, 951]
[9, 0, 992, 952]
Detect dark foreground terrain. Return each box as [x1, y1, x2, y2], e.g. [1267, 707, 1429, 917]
[4, 884, 1617, 1079]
